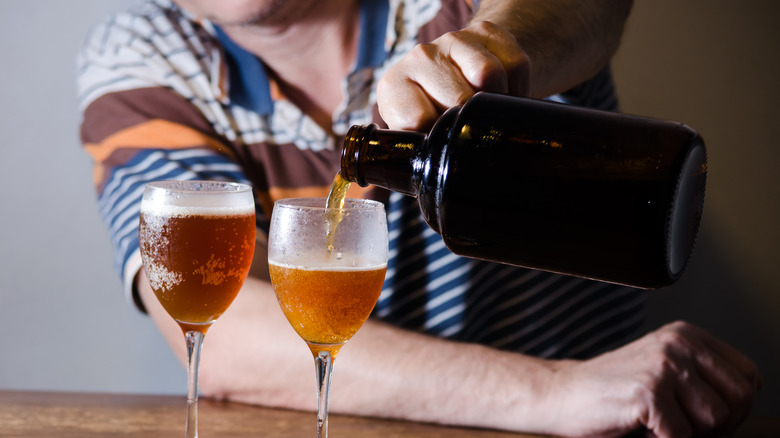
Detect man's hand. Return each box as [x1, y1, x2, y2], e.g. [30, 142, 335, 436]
[546, 321, 761, 438]
[377, 20, 531, 131]
[376, 0, 634, 132]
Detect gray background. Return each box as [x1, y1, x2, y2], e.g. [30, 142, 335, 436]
[1, 0, 778, 417]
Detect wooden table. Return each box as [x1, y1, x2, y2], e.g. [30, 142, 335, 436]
[1, 390, 777, 437]
[0, 390, 535, 437]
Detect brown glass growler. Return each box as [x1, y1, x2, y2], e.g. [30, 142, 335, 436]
[340, 92, 707, 289]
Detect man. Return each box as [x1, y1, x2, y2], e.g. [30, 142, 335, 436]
[77, 0, 760, 436]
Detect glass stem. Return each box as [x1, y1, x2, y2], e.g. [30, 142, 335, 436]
[314, 350, 334, 438]
[185, 330, 205, 438]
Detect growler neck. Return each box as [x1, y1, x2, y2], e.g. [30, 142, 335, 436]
[341, 105, 464, 197]
[341, 124, 427, 196]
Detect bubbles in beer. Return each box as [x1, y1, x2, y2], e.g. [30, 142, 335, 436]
[193, 253, 249, 286]
[146, 259, 184, 293]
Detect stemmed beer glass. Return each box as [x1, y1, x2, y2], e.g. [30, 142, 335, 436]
[139, 180, 256, 438]
[268, 198, 388, 438]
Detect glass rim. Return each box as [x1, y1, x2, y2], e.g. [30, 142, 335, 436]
[274, 197, 385, 211]
[144, 180, 253, 194]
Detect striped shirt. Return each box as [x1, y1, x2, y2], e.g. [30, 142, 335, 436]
[77, 0, 645, 359]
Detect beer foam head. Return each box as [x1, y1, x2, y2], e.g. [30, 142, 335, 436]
[269, 254, 387, 271]
[141, 180, 255, 216]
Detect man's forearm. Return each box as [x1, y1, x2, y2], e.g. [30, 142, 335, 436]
[473, 0, 634, 97]
[331, 312, 558, 431]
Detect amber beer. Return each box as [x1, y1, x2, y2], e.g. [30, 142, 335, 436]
[325, 173, 352, 253]
[269, 259, 386, 357]
[139, 206, 255, 332]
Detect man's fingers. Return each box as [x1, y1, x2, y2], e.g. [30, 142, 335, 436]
[377, 41, 476, 130]
[690, 326, 760, 432]
[406, 42, 475, 110]
[458, 21, 531, 97]
[667, 322, 759, 412]
[659, 322, 760, 434]
[445, 29, 509, 94]
[377, 21, 532, 131]
[643, 387, 692, 438]
[690, 322, 762, 391]
[673, 366, 730, 435]
[376, 75, 440, 131]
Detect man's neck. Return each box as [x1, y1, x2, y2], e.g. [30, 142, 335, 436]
[218, 0, 362, 133]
